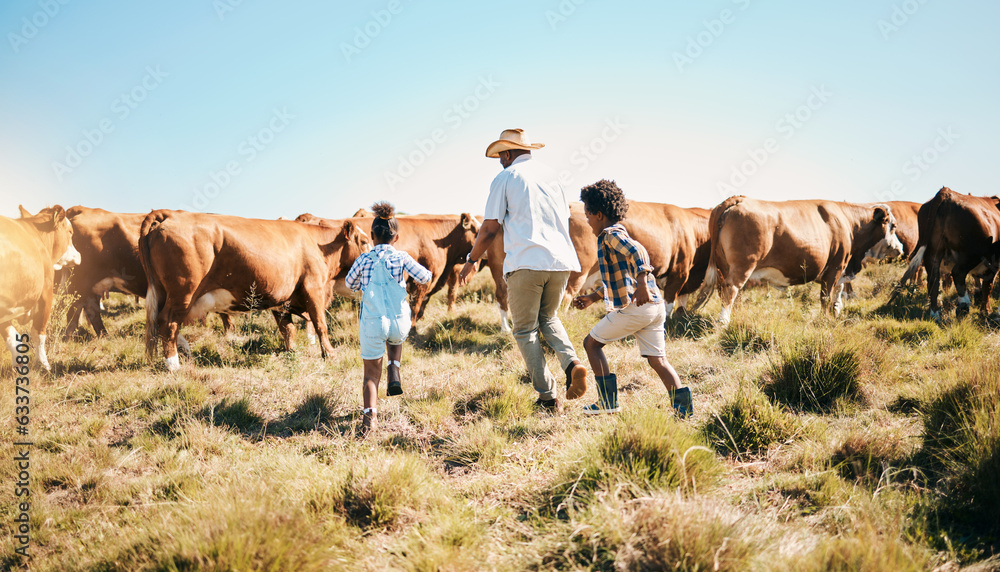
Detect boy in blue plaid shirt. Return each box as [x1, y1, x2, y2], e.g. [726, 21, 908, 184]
[572, 180, 692, 416]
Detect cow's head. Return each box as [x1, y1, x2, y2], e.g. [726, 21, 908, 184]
[328, 220, 372, 278]
[856, 204, 903, 268]
[460, 212, 480, 235]
[20, 204, 81, 270]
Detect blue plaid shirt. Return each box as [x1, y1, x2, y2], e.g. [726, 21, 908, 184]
[597, 223, 661, 310]
[345, 244, 432, 291]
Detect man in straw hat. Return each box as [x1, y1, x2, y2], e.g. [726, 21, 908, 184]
[459, 129, 588, 413]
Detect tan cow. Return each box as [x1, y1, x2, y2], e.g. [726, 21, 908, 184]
[694, 197, 902, 324]
[840, 200, 916, 298]
[1, 206, 81, 371]
[62, 206, 147, 338]
[139, 210, 370, 371]
[296, 212, 479, 321]
[487, 201, 711, 332]
[899, 187, 1000, 319]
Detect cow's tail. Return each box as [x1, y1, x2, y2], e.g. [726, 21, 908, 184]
[690, 264, 717, 311]
[690, 197, 739, 312]
[138, 211, 167, 360]
[898, 245, 926, 286]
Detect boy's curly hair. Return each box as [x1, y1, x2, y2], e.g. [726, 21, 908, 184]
[580, 179, 628, 221]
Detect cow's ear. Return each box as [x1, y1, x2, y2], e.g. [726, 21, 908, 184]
[340, 220, 358, 240]
[872, 205, 889, 222]
[50, 205, 66, 224]
[460, 213, 473, 230]
[18, 205, 32, 218]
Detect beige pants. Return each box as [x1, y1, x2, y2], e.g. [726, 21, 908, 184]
[506, 269, 580, 401]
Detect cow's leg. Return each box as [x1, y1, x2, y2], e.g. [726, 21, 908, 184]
[950, 262, 977, 319]
[409, 282, 430, 323]
[661, 273, 686, 319]
[486, 256, 511, 333]
[925, 251, 944, 319]
[83, 294, 108, 337]
[717, 261, 753, 326]
[28, 288, 54, 371]
[64, 298, 86, 340]
[304, 293, 334, 359]
[976, 269, 997, 316]
[718, 281, 740, 326]
[446, 269, 459, 313]
[304, 320, 317, 345]
[273, 310, 296, 352]
[673, 293, 689, 316]
[219, 313, 234, 335]
[5, 325, 20, 367]
[158, 303, 187, 372]
[842, 281, 855, 300]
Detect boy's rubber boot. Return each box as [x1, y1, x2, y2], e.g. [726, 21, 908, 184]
[583, 374, 621, 414]
[672, 387, 693, 418]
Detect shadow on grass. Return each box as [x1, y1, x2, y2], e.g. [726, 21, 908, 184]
[195, 393, 351, 439]
[875, 286, 930, 321]
[664, 312, 715, 340]
[413, 314, 511, 354]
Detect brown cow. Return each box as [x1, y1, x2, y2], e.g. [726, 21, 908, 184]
[841, 200, 917, 298]
[62, 206, 147, 338]
[694, 197, 902, 324]
[488, 201, 711, 332]
[899, 187, 1000, 319]
[296, 212, 479, 321]
[139, 210, 370, 371]
[1, 206, 81, 371]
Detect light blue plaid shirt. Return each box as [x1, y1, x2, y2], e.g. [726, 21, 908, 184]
[345, 244, 432, 291]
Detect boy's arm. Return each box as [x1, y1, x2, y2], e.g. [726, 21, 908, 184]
[572, 289, 603, 310]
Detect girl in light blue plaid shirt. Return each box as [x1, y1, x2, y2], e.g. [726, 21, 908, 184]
[345, 202, 431, 437]
[572, 180, 693, 417]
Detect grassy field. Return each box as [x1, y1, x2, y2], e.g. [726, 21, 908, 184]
[2, 263, 999, 571]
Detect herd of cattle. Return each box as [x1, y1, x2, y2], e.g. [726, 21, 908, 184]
[2, 187, 998, 373]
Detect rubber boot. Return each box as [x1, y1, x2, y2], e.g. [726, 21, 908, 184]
[583, 374, 620, 414]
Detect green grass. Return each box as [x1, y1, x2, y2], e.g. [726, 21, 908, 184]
[917, 359, 1000, 537]
[764, 336, 871, 412]
[2, 266, 999, 570]
[705, 382, 800, 457]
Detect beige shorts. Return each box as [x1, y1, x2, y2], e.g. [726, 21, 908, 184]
[589, 301, 667, 357]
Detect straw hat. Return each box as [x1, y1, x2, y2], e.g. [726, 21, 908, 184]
[484, 128, 545, 158]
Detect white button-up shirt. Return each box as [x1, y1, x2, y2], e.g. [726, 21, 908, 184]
[483, 154, 581, 275]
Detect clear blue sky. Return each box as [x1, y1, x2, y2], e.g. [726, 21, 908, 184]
[2, 1, 997, 219]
